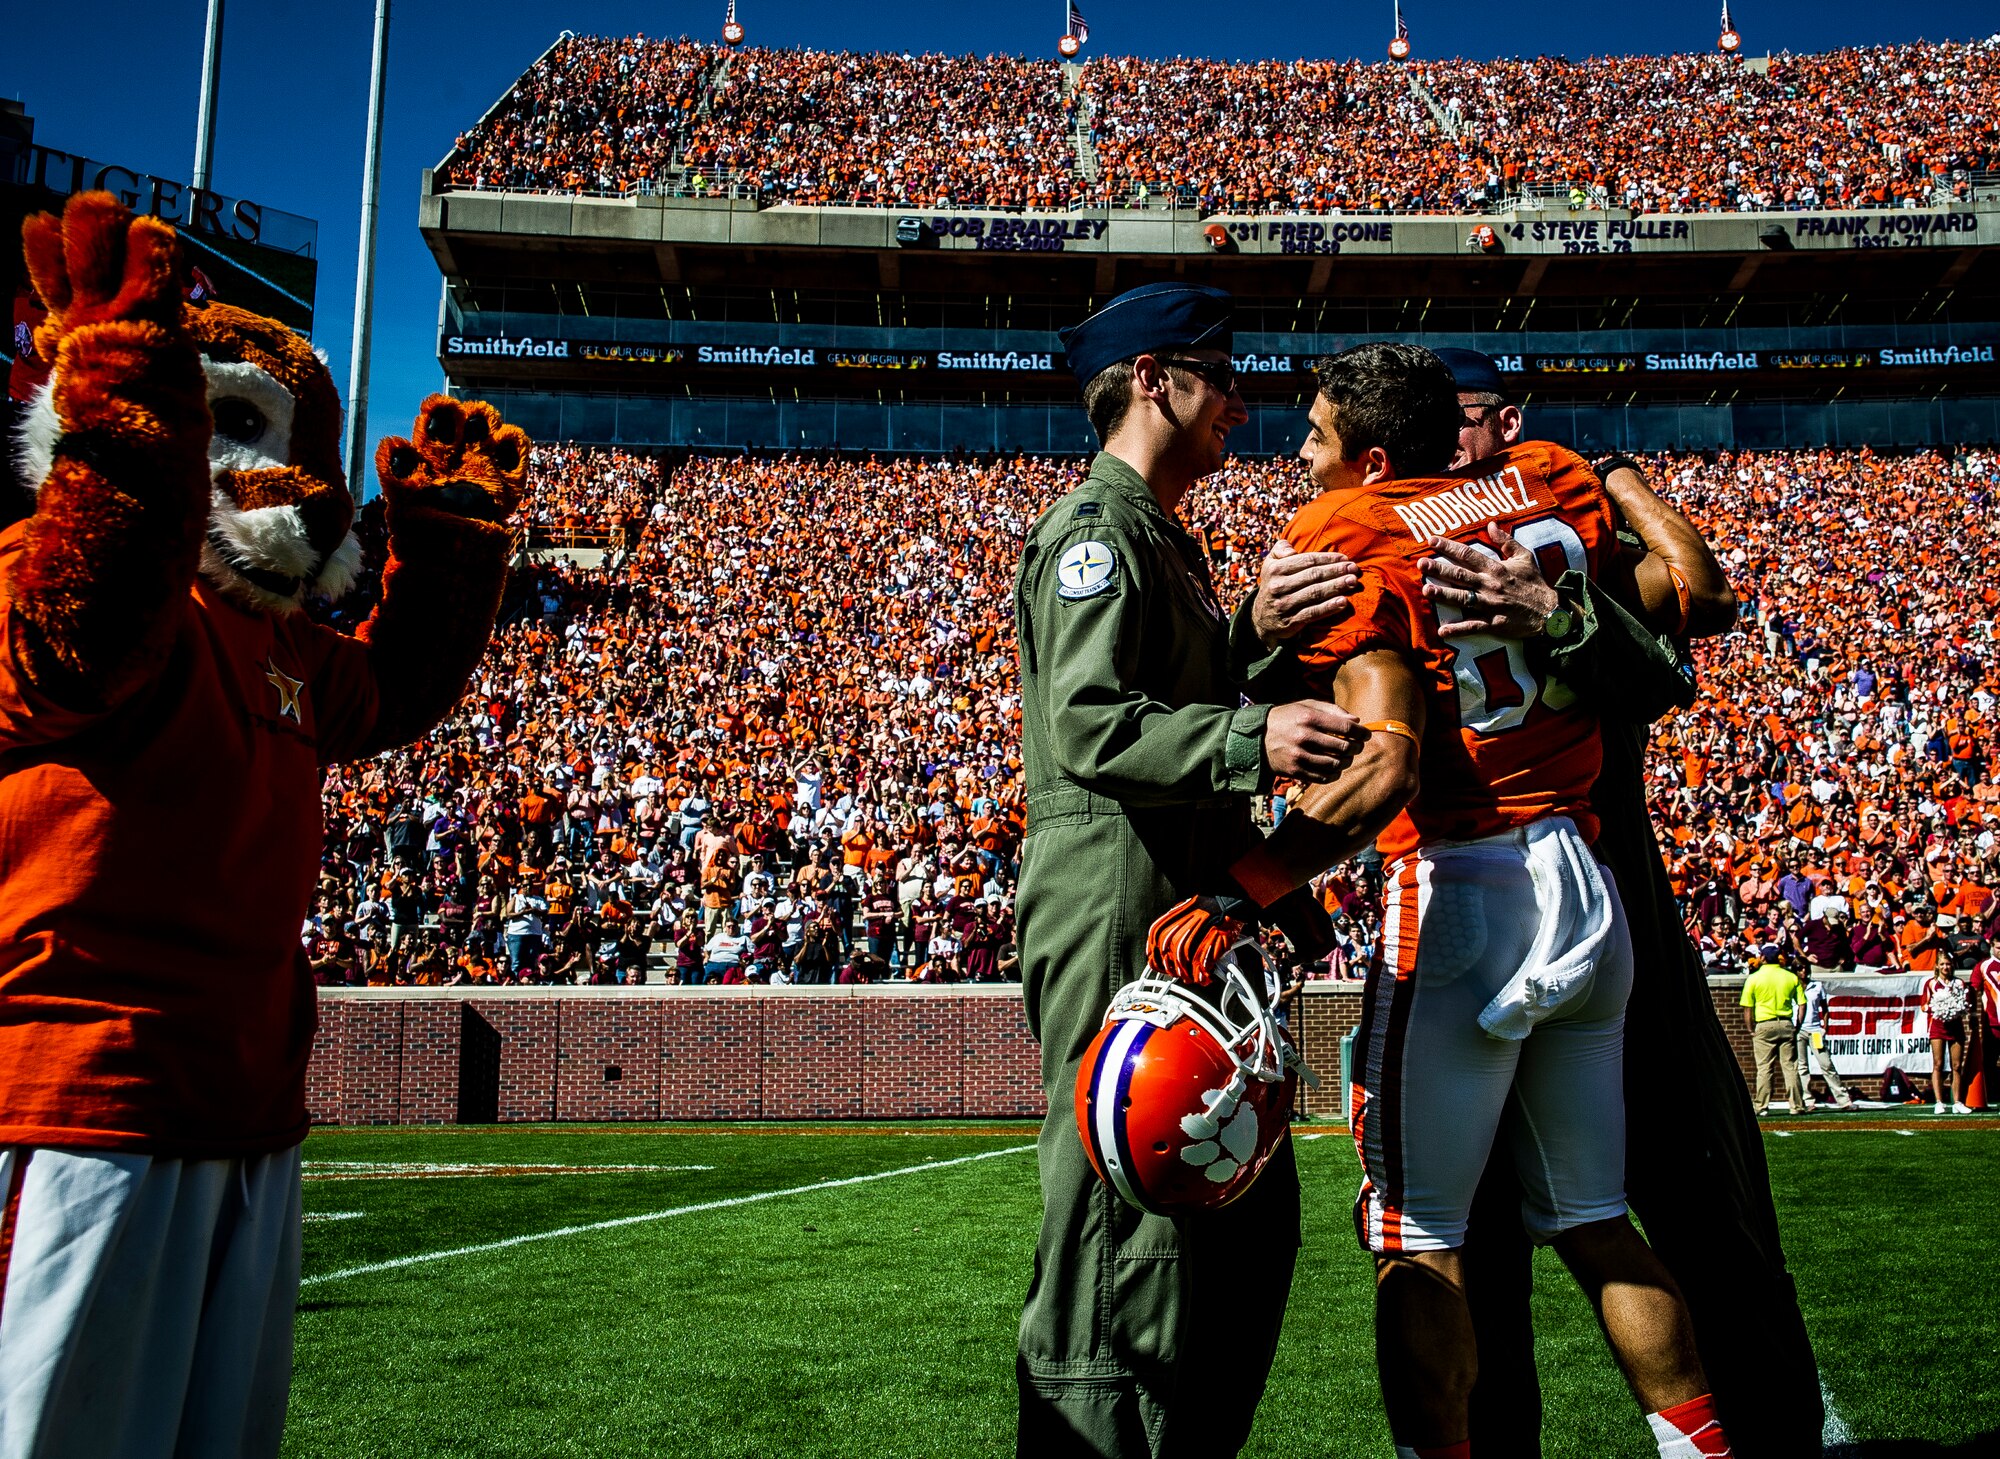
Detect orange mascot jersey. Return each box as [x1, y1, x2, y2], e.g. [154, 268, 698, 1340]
[0, 523, 380, 1156]
[1285, 441, 1623, 862]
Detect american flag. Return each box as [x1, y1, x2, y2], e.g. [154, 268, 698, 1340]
[1720, 0, 1733, 29]
[1395, 0, 1409, 43]
[1066, 0, 1089, 45]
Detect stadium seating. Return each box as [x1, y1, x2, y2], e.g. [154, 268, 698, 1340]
[313, 444, 2000, 986]
[446, 36, 712, 196]
[440, 35, 2000, 212]
[680, 47, 1080, 208]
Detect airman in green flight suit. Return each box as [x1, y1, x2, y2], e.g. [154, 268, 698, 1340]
[1013, 283, 1359, 1458]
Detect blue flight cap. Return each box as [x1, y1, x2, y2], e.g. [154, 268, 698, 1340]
[1433, 347, 1510, 399]
[1060, 282, 1234, 386]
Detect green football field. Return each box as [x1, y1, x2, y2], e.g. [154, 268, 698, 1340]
[283, 1118, 2000, 1458]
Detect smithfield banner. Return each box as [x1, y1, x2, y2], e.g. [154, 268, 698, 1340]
[1818, 973, 1937, 1076]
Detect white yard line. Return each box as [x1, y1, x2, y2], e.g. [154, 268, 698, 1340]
[302, 1162, 713, 1181]
[1822, 1379, 1856, 1450]
[301, 1211, 367, 1223]
[301, 1144, 1035, 1288]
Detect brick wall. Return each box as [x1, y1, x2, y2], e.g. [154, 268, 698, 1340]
[306, 980, 1781, 1127]
[309, 988, 1049, 1125]
[1294, 987, 1366, 1117]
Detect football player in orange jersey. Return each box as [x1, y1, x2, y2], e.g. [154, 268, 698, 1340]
[1223, 345, 1736, 1459]
[1418, 350, 1822, 1458]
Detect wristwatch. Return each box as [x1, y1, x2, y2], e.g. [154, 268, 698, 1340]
[1540, 602, 1580, 644]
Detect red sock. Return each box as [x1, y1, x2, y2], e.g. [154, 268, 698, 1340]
[1648, 1393, 1733, 1457]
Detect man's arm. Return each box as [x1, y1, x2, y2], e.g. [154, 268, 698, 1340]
[1227, 540, 1360, 694]
[1419, 523, 1697, 726]
[1595, 458, 1736, 638]
[1418, 454, 1734, 649]
[1228, 651, 1425, 903]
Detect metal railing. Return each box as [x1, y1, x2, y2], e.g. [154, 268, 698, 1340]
[521, 523, 643, 552]
[434, 166, 1989, 219]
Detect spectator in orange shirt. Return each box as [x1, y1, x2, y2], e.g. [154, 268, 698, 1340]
[1900, 906, 1945, 973]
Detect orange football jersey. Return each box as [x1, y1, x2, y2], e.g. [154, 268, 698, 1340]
[1286, 440, 1624, 862]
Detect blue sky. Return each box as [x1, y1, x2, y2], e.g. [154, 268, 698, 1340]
[7, 0, 1994, 453]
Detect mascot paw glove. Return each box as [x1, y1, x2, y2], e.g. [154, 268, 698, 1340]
[375, 394, 528, 525]
[21, 193, 206, 443]
[23, 192, 185, 349]
[1146, 895, 1253, 987]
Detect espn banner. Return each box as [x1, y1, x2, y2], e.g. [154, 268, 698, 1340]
[1818, 974, 1936, 1076]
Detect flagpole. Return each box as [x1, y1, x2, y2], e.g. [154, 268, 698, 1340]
[344, 0, 392, 500]
[191, 0, 224, 192]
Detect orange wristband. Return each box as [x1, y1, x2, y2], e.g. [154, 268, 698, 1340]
[1230, 843, 1297, 910]
[1362, 719, 1419, 746]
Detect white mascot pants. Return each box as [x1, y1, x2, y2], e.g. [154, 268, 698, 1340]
[0, 1145, 301, 1459]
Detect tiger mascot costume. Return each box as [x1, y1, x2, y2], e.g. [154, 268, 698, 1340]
[0, 192, 528, 1457]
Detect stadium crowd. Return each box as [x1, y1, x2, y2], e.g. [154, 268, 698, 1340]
[513, 443, 661, 543]
[1652, 445, 2000, 979]
[679, 47, 1080, 208]
[440, 33, 1998, 212]
[310, 442, 2000, 990]
[1418, 38, 2000, 213]
[308, 449, 1078, 987]
[445, 34, 712, 195]
[1076, 57, 1449, 214]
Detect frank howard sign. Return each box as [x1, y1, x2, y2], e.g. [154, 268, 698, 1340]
[1817, 974, 1938, 1075]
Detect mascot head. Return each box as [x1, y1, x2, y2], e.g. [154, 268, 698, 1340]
[16, 231, 362, 615]
[183, 299, 362, 613]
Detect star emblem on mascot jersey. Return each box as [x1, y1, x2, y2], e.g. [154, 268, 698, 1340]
[263, 657, 305, 723]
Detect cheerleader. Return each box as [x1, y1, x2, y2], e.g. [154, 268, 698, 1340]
[1923, 957, 1973, 1114]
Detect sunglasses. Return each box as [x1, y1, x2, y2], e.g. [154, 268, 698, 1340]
[1157, 355, 1238, 395]
[1460, 402, 1506, 431]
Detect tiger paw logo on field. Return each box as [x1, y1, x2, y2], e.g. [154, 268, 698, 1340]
[1179, 1074, 1259, 1183]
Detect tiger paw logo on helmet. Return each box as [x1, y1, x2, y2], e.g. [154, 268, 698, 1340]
[1076, 949, 1318, 1216]
[1178, 1070, 1262, 1184]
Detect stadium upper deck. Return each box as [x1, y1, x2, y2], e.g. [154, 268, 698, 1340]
[437, 35, 2000, 213]
[422, 33, 2000, 454]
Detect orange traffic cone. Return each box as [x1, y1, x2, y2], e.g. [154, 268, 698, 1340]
[1967, 1024, 1988, 1111]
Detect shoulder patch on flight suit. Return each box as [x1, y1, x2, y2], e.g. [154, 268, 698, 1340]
[1056, 540, 1118, 600]
[1072, 501, 1103, 519]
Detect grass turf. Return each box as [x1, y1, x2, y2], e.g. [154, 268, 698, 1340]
[283, 1118, 2000, 1457]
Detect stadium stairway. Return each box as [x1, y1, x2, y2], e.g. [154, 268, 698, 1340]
[1061, 62, 1101, 187]
[1406, 70, 1461, 142]
[699, 51, 732, 122]
[659, 50, 734, 197]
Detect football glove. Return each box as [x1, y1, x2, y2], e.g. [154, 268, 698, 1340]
[1146, 895, 1253, 986]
